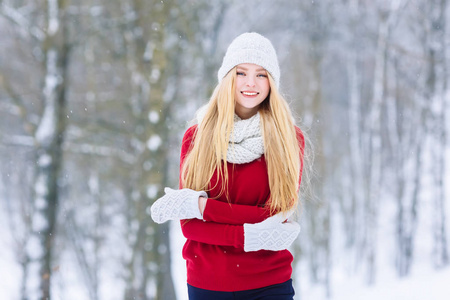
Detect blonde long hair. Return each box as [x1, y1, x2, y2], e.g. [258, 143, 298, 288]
[181, 68, 302, 214]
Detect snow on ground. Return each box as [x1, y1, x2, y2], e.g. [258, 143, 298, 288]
[0, 247, 20, 300]
[330, 265, 450, 300]
[0, 200, 21, 300]
[171, 220, 188, 300]
[2, 211, 450, 300]
[171, 219, 450, 300]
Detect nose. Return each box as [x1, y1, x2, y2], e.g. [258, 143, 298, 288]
[246, 76, 256, 87]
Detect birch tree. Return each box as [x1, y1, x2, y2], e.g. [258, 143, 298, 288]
[0, 0, 71, 299]
[364, 1, 408, 283]
[387, 2, 427, 277]
[344, 0, 369, 273]
[26, 1, 70, 298]
[423, 0, 449, 268]
[118, 1, 177, 298]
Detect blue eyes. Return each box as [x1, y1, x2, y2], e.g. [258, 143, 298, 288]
[236, 71, 267, 78]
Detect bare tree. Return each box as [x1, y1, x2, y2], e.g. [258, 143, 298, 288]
[423, 0, 449, 268]
[1, 0, 71, 299]
[26, 0, 71, 298]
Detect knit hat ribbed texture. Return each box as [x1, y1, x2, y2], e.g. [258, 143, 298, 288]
[217, 32, 280, 88]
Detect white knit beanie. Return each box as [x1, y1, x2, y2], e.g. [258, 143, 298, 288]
[217, 32, 280, 88]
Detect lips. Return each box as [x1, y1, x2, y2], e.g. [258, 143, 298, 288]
[241, 91, 259, 96]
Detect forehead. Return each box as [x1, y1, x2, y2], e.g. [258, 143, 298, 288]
[236, 63, 266, 72]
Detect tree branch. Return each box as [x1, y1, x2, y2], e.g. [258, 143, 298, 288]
[0, 73, 36, 135]
[0, 2, 45, 42]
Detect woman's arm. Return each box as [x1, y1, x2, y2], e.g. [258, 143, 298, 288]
[179, 125, 305, 226]
[180, 219, 245, 248]
[202, 198, 270, 225]
[180, 212, 300, 252]
[180, 125, 270, 225]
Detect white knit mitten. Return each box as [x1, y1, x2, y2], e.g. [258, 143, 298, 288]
[243, 210, 300, 252]
[150, 188, 207, 224]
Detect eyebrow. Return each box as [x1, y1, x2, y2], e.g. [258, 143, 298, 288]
[236, 66, 266, 72]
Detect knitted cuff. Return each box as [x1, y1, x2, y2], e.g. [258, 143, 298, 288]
[150, 188, 207, 224]
[187, 190, 207, 220]
[243, 223, 264, 252]
[243, 220, 300, 252]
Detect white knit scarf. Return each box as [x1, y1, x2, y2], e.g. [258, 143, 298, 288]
[227, 112, 264, 164]
[196, 106, 264, 164]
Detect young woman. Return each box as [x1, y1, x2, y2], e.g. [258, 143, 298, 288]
[151, 32, 305, 300]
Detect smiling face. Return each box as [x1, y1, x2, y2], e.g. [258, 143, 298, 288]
[234, 63, 270, 119]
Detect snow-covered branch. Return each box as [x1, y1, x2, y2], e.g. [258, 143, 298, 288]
[0, 136, 137, 164]
[0, 74, 36, 134]
[0, 135, 34, 147]
[65, 142, 136, 164]
[0, 3, 45, 41]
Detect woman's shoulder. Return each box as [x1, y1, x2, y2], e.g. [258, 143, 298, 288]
[181, 124, 198, 156]
[294, 126, 303, 134]
[294, 126, 304, 142]
[183, 124, 198, 140]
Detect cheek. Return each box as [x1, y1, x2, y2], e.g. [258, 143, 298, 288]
[236, 77, 245, 87]
[261, 81, 270, 97]
[234, 78, 243, 92]
[234, 82, 241, 96]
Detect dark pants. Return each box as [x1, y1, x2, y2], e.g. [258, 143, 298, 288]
[187, 279, 295, 300]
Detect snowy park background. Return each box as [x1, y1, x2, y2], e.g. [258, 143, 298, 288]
[1, 0, 450, 299]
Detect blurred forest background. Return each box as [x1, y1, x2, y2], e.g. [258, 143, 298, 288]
[0, 0, 449, 299]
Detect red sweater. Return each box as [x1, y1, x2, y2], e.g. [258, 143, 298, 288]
[179, 125, 304, 291]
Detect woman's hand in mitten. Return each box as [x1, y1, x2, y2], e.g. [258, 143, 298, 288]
[150, 188, 207, 224]
[243, 209, 300, 252]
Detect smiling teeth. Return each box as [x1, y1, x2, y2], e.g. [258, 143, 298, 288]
[242, 92, 258, 95]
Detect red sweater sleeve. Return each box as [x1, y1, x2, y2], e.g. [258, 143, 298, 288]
[179, 125, 246, 247]
[180, 219, 245, 248]
[296, 126, 305, 188]
[202, 200, 269, 225]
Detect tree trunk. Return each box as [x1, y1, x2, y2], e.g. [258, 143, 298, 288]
[24, 1, 70, 299]
[429, 0, 449, 268]
[365, 13, 388, 285]
[121, 0, 176, 298]
[346, 1, 365, 268]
